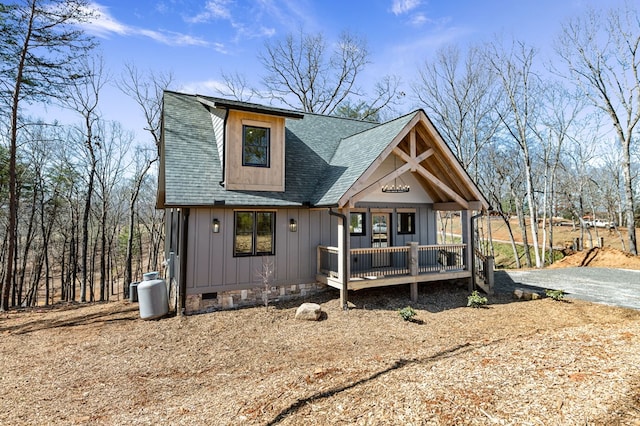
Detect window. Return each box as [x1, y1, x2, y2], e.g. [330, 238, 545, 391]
[242, 125, 270, 167]
[234, 211, 275, 256]
[397, 212, 415, 234]
[350, 212, 365, 236]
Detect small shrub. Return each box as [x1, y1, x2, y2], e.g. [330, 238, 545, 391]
[545, 289, 565, 301]
[467, 291, 488, 308]
[398, 306, 417, 321]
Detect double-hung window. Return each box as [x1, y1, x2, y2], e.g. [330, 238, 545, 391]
[234, 211, 275, 256]
[242, 125, 270, 167]
[350, 212, 365, 236]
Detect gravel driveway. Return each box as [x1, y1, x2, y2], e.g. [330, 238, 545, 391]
[494, 267, 640, 310]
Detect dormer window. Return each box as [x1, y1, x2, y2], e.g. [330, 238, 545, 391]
[242, 125, 270, 167]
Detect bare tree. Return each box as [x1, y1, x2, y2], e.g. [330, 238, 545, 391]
[258, 29, 400, 117]
[534, 84, 585, 263]
[487, 38, 544, 268]
[217, 70, 255, 102]
[95, 121, 133, 300]
[413, 44, 500, 179]
[557, 129, 600, 249]
[556, 2, 639, 254]
[62, 55, 108, 302]
[478, 141, 524, 268]
[124, 148, 156, 287]
[0, 0, 95, 310]
[118, 64, 174, 286]
[117, 63, 174, 151]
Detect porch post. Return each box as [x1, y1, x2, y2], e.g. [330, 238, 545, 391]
[408, 242, 419, 302]
[486, 256, 495, 292]
[461, 210, 473, 291]
[337, 207, 351, 309]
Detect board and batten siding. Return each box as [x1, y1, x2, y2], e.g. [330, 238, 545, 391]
[184, 208, 337, 294]
[349, 204, 436, 249]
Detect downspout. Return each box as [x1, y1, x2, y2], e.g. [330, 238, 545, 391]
[329, 208, 349, 311]
[179, 208, 190, 316]
[219, 108, 229, 187]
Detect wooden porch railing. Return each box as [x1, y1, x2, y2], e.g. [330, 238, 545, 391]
[474, 248, 495, 292]
[418, 244, 466, 273]
[318, 245, 339, 278]
[350, 246, 410, 278]
[317, 243, 468, 280]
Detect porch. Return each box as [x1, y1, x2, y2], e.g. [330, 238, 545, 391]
[316, 243, 493, 301]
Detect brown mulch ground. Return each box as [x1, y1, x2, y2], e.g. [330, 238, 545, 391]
[2, 279, 640, 425]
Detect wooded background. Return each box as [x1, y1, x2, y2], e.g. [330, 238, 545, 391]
[1, 0, 638, 310]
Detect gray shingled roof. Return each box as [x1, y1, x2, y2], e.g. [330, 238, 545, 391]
[197, 94, 304, 119]
[312, 113, 417, 206]
[159, 90, 494, 212]
[160, 91, 420, 207]
[162, 91, 221, 207]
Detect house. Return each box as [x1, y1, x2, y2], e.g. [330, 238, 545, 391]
[157, 90, 492, 314]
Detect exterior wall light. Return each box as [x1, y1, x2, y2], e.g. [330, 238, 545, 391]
[289, 218, 298, 232]
[212, 218, 220, 233]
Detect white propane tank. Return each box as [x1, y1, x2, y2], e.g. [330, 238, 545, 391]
[138, 279, 168, 320]
[143, 271, 159, 281]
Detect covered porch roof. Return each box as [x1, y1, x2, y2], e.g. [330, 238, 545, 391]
[337, 110, 490, 212]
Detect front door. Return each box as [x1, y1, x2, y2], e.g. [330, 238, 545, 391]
[371, 213, 390, 267]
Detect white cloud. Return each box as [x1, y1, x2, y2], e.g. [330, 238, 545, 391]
[182, 79, 229, 95]
[82, 3, 130, 37]
[137, 29, 210, 47]
[212, 42, 228, 54]
[391, 0, 421, 15]
[392, 25, 472, 59]
[409, 13, 428, 26]
[257, 0, 318, 34]
[82, 2, 210, 47]
[187, 0, 280, 41]
[186, 0, 233, 23]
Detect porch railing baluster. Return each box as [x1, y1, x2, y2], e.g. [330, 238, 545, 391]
[318, 244, 468, 280]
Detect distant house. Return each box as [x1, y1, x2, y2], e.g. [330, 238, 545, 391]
[157, 91, 492, 314]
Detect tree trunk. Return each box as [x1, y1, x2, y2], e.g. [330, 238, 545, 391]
[513, 191, 531, 268]
[100, 198, 107, 301]
[621, 147, 637, 254]
[81, 149, 96, 303]
[125, 158, 156, 287]
[523, 150, 541, 268]
[125, 205, 136, 287]
[18, 186, 39, 306]
[2, 2, 36, 311]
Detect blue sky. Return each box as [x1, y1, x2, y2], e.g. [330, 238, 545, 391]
[74, 0, 615, 142]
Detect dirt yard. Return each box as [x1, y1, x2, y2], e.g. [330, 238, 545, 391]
[479, 217, 639, 254]
[2, 278, 640, 425]
[550, 246, 640, 270]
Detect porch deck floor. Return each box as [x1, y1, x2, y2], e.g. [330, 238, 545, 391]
[317, 269, 471, 291]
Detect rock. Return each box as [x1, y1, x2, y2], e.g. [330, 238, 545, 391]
[514, 289, 541, 300]
[295, 303, 322, 321]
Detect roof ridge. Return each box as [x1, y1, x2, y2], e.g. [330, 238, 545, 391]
[328, 110, 420, 163]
